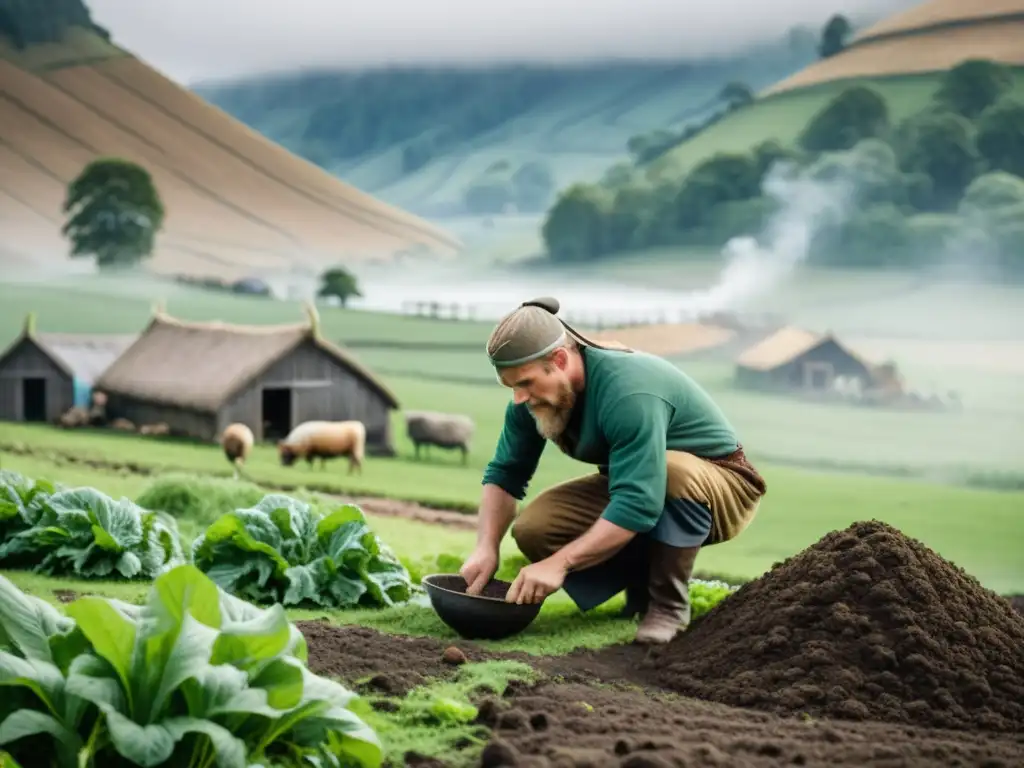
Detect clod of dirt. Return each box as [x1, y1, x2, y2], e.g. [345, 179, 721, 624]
[443, 645, 468, 665]
[647, 520, 1024, 732]
[475, 697, 503, 728]
[496, 708, 529, 731]
[479, 738, 519, 767]
[403, 751, 448, 767]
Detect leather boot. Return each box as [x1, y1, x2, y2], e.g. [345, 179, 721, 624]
[634, 543, 699, 645]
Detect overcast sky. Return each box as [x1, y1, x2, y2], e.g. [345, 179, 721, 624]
[86, 0, 919, 86]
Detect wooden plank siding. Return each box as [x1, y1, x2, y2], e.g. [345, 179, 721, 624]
[0, 337, 73, 422]
[220, 340, 396, 455]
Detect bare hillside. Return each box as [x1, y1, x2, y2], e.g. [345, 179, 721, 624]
[854, 0, 1024, 41]
[0, 54, 461, 281]
[765, 16, 1024, 95]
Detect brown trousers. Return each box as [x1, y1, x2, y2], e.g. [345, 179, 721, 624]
[510, 450, 766, 610]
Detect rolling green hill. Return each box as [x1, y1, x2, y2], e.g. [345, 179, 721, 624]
[192, 35, 820, 217]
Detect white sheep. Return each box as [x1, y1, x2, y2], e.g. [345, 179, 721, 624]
[278, 420, 366, 475]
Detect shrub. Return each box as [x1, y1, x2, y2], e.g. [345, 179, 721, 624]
[0, 565, 382, 767]
[191, 494, 414, 609]
[0, 486, 185, 579]
[136, 474, 270, 528]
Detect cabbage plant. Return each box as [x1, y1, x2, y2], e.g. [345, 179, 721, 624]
[0, 488, 184, 579]
[191, 495, 413, 609]
[0, 470, 58, 553]
[0, 564, 382, 767]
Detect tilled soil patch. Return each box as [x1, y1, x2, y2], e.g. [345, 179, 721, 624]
[297, 520, 1024, 765]
[478, 681, 1024, 767]
[298, 623, 1024, 767]
[297, 621, 507, 695]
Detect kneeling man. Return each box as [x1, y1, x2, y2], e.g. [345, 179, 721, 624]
[459, 297, 767, 644]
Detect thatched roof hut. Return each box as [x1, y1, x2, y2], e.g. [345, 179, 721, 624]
[94, 303, 400, 454]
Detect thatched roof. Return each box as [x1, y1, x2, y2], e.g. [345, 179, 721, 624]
[94, 304, 399, 413]
[588, 323, 736, 357]
[35, 333, 139, 383]
[0, 313, 137, 383]
[736, 326, 871, 372]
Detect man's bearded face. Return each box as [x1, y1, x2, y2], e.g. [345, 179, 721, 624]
[525, 366, 576, 439]
[499, 352, 579, 440]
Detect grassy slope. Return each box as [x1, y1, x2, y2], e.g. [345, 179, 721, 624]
[195, 48, 815, 216]
[652, 68, 1024, 178]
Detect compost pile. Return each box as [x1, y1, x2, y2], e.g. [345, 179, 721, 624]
[648, 520, 1024, 732]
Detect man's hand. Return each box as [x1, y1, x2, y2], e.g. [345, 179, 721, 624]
[506, 555, 569, 605]
[460, 546, 499, 595]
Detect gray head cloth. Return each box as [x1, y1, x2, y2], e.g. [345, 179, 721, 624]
[486, 296, 618, 369]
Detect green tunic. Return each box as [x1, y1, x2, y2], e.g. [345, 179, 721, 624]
[481, 346, 741, 533]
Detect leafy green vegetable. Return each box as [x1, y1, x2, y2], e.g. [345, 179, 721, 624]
[0, 487, 185, 580]
[0, 471, 59, 567]
[191, 494, 414, 609]
[0, 564, 382, 767]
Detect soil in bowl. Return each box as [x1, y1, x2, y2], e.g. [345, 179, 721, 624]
[422, 573, 543, 641]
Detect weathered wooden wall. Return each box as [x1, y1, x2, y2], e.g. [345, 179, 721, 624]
[0, 338, 73, 422]
[220, 340, 396, 454]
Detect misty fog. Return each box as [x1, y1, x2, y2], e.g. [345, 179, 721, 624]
[87, 0, 920, 83]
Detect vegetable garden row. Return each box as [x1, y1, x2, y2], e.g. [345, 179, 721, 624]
[0, 470, 415, 609]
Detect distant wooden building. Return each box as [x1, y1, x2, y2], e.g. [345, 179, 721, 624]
[93, 304, 400, 455]
[735, 326, 874, 392]
[0, 313, 137, 423]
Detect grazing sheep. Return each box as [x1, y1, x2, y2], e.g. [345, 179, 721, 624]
[59, 407, 90, 429]
[278, 420, 365, 474]
[405, 411, 474, 465]
[140, 422, 170, 436]
[221, 423, 254, 479]
[109, 418, 135, 432]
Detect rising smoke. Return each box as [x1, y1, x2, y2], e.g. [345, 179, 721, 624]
[676, 159, 857, 319]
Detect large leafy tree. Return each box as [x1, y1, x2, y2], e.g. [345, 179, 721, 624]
[317, 266, 362, 306]
[62, 157, 165, 269]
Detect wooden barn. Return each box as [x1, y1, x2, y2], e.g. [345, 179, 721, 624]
[0, 313, 137, 423]
[734, 326, 875, 393]
[93, 304, 401, 455]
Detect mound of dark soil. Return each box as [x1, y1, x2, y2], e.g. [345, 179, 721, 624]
[477, 680, 1024, 767]
[641, 520, 1024, 733]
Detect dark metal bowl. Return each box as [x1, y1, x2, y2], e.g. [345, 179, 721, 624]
[421, 573, 543, 640]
